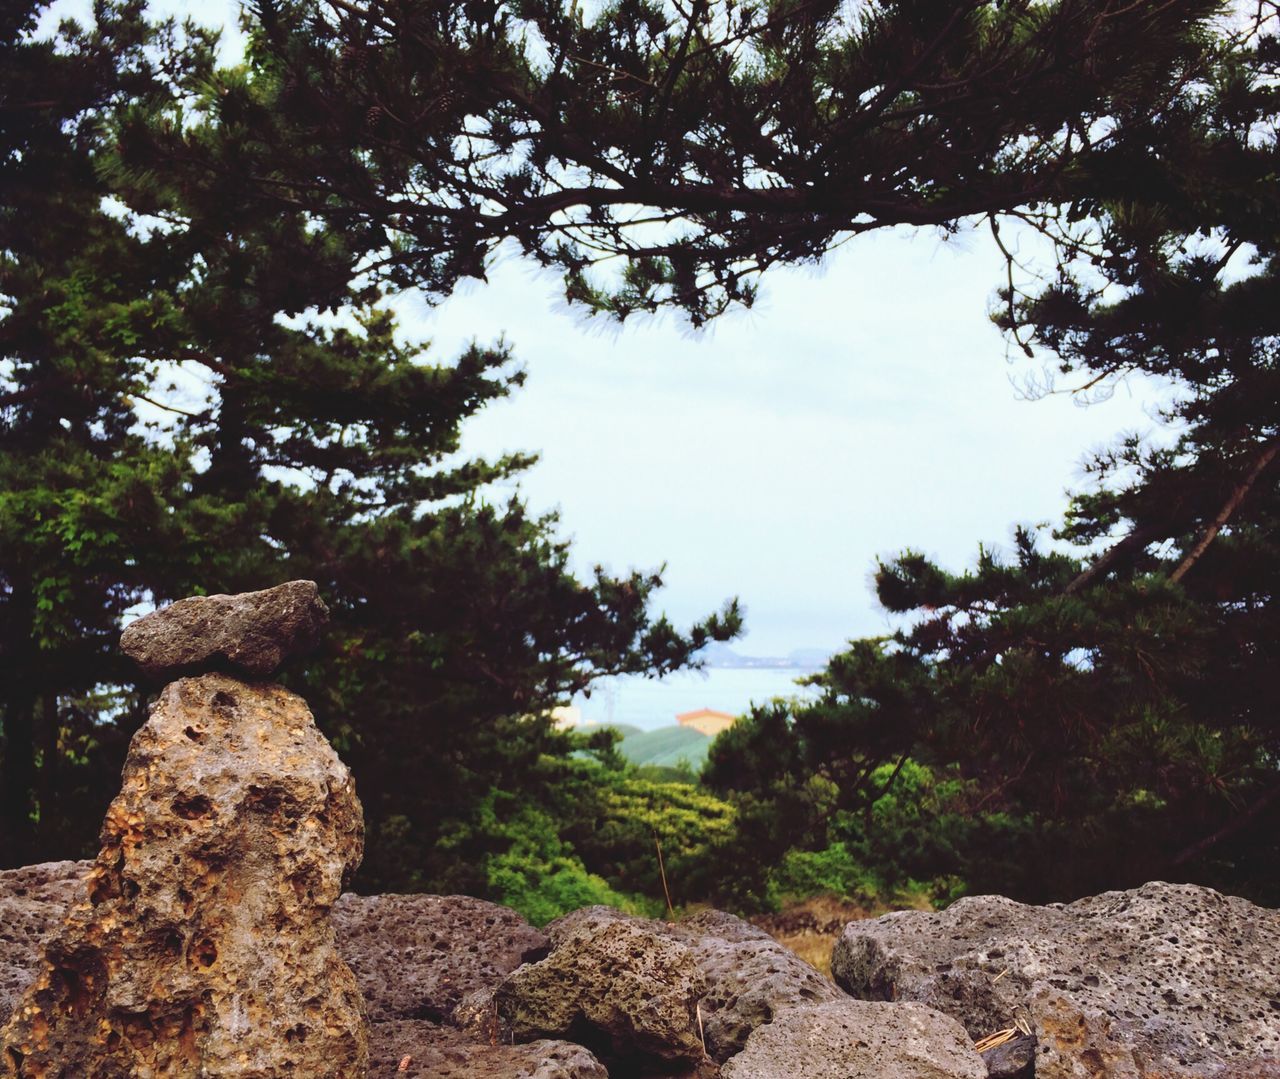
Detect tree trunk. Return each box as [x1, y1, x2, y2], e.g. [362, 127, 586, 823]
[0, 689, 37, 868]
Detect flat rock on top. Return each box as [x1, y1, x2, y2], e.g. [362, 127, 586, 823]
[120, 579, 329, 680]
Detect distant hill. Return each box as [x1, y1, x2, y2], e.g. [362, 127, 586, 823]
[616, 725, 713, 770]
[589, 723, 643, 739]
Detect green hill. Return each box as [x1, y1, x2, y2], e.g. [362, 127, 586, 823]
[597, 723, 644, 739]
[617, 725, 712, 770]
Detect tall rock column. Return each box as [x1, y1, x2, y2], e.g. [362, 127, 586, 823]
[1, 581, 369, 1078]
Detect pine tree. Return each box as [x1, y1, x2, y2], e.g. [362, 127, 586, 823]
[134, 0, 1230, 322]
[1, 1, 740, 884]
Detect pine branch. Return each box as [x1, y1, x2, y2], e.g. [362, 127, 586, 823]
[1062, 522, 1164, 595]
[1168, 780, 1280, 868]
[1169, 436, 1280, 584]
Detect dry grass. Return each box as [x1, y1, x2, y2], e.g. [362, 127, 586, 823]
[750, 896, 877, 977]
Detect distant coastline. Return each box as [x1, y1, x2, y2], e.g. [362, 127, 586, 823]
[695, 641, 830, 671]
[571, 662, 823, 732]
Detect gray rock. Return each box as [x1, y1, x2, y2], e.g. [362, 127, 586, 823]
[720, 999, 988, 1079]
[665, 909, 846, 1061]
[369, 1019, 608, 1078]
[0, 862, 88, 1029]
[494, 906, 710, 1070]
[832, 881, 1280, 1079]
[1, 674, 367, 1077]
[120, 579, 329, 680]
[332, 891, 549, 1023]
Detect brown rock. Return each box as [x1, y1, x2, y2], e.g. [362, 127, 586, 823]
[120, 579, 329, 680]
[1, 867, 550, 1035]
[369, 1019, 608, 1078]
[665, 909, 846, 1061]
[494, 906, 711, 1071]
[0, 673, 367, 1077]
[0, 862, 89, 1029]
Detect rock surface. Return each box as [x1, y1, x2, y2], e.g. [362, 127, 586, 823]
[369, 1019, 608, 1078]
[1, 673, 367, 1077]
[664, 909, 846, 1061]
[1, 868, 552, 1032]
[494, 906, 712, 1073]
[120, 579, 329, 680]
[720, 999, 987, 1079]
[0, 862, 88, 1030]
[727, 998, 983, 1079]
[332, 892, 549, 1024]
[832, 881, 1280, 1078]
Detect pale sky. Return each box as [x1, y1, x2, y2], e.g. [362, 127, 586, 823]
[39, 1, 1180, 657]
[411, 230, 1172, 656]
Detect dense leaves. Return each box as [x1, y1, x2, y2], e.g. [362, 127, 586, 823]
[124, 0, 1232, 322]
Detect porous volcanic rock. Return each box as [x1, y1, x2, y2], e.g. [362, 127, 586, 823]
[332, 891, 548, 1023]
[120, 579, 329, 680]
[0, 673, 368, 1077]
[0, 862, 89, 1028]
[719, 999, 988, 1079]
[664, 909, 846, 1061]
[493, 906, 711, 1073]
[831, 881, 1280, 1079]
[369, 1019, 608, 1078]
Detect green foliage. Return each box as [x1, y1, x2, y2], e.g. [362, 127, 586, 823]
[476, 797, 647, 927]
[7, 0, 1279, 916]
[120, 0, 1235, 324]
[614, 725, 713, 770]
[568, 771, 737, 905]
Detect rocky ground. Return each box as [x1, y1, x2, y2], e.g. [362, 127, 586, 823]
[4, 860, 1279, 1078]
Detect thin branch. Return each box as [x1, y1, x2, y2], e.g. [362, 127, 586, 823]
[1170, 437, 1280, 583]
[128, 392, 206, 419]
[1169, 781, 1280, 868]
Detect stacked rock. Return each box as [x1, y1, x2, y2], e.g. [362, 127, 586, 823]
[0, 581, 369, 1078]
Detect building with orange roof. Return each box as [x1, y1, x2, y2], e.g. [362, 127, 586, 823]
[675, 707, 737, 738]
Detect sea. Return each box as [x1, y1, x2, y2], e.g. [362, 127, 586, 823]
[568, 666, 821, 732]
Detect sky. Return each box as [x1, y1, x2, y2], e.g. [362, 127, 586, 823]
[412, 230, 1173, 657]
[39, 0, 1181, 657]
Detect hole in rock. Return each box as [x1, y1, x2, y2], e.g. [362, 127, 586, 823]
[211, 690, 237, 713]
[192, 939, 218, 968]
[183, 726, 204, 742]
[172, 794, 214, 821]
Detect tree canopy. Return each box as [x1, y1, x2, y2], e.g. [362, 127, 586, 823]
[121, 0, 1239, 323]
[706, 3, 1280, 902]
[3, 0, 1277, 909]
